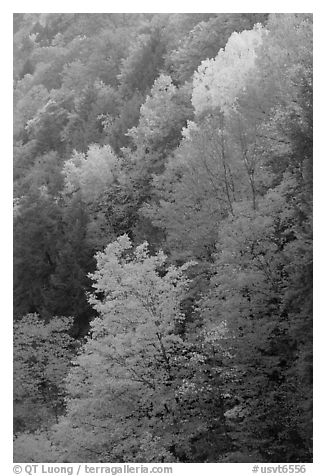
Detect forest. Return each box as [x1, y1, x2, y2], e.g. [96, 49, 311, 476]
[13, 13, 313, 463]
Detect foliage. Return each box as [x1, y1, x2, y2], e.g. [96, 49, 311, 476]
[13, 190, 62, 319]
[199, 178, 312, 461]
[43, 193, 96, 333]
[118, 27, 166, 98]
[142, 112, 244, 261]
[192, 24, 266, 115]
[53, 236, 196, 461]
[166, 14, 268, 84]
[14, 79, 49, 141]
[127, 75, 193, 162]
[13, 13, 312, 463]
[62, 144, 121, 203]
[14, 431, 63, 463]
[14, 314, 75, 433]
[25, 96, 70, 154]
[13, 189, 94, 329]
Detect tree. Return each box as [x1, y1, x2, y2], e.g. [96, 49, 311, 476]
[43, 193, 96, 334]
[13, 14, 39, 79]
[13, 189, 62, 319]
[53, 236, 194, 461]
[105, 91, 145, 153]
[13, 78, 49, 142]
[118, 27, 166, 99]
[25, 95, 70, 155]
[162, 13, 214, 55]
[199, 176, 312, 461]
[62, 143, 127, 252]
[14, 314, 75, 434]
[17, 151, 65, 197]
[247, 13, 313, 187]
[142, 113, 245, 261]
[53, 236, 236, 462]
[166, 14, 268, 84]
[61, 81, 120, 154]
[13, 14, 313, 464]
[62, 144, 121, 204]
[127, 75, 193, 163]
[192, 24, 266, 116]
[14, 431, 63, 463]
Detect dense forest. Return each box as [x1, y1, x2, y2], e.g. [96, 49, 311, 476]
[13, 13, 313, 463]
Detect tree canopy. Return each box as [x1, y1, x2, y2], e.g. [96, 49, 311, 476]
[13, 13, 312, 464]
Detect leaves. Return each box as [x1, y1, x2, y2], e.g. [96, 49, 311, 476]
[13, 13, 312, 464]
[14, 314, 75, 433]
[52, 236, 198, 461]
[192, 25, 266, 115]
[62, 144, 120, 203]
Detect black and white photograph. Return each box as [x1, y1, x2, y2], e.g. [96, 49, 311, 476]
[12, 6, 314, 469]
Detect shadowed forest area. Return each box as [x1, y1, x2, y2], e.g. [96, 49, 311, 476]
[13, 13, 312, 463]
